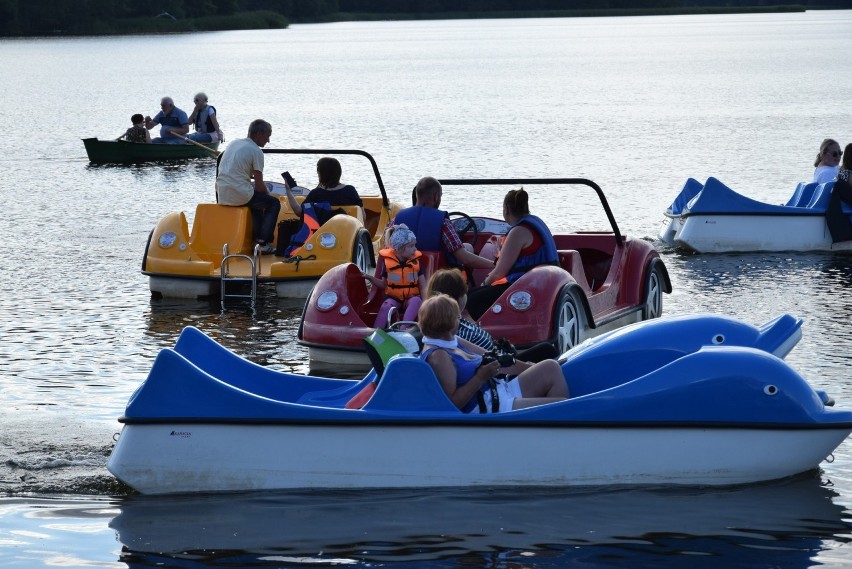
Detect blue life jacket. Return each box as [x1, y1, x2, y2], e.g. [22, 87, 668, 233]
[504, 215, 559, 284]
[394, 206, 460, 265]
[285, 202, 335, 256]
[421, 342, 484, 413]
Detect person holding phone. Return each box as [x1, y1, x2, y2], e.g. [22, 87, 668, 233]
[279, 157, 363, 257]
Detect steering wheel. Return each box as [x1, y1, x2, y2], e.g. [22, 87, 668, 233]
[447, 211, 479, 246]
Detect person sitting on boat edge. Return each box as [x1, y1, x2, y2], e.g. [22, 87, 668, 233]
[813, 138, 842, 184]
[392, 176, 495, 275]
[215, 119, 281, 255]
[465, 187, 559, 321]
[122, 113, 150, 144]
[279, 157, 363, 256]
[145, 96, 189, 144]
[186, 92, 223, 144]
[426, 268, 559, 363]
[825, 143, 852, 243]
[363, 224, 427, 329]
[419, 294, 568, 413]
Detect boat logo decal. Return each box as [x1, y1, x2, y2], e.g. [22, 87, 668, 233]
[170, 430, 192, 438]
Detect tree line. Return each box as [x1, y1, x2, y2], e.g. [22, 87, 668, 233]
[1, 0, 847, 37]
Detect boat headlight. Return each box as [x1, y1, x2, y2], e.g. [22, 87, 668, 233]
[316, 291, 338, 311]
[158, 232, 177, 248]
[319, 233, 336, 249]
[508, 291, 533, 311]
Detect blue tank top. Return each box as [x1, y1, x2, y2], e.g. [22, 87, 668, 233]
[421, 341, 485, 413]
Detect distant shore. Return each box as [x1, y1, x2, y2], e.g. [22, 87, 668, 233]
[3, 4, 845, 37]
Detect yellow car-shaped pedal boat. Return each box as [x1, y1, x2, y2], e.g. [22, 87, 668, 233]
[143, 149, 404, 299]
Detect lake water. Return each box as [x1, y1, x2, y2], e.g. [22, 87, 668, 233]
[2, 11, 852, 568]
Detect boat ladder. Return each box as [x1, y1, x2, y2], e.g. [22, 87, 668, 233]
[220, 243, 258, 309]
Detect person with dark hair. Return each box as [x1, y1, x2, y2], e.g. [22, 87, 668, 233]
[215, 119, 281, 254]
[826, 143, 852, 243]
[814, 138, 842, 184]
[427, 268, 559, 362]
[144, 96, 189, 144]
[278, 157, 363, 257]
[284, 157, 362, 216]
[186, 92, 222, 143]
[393, 176, 494, 271]
[418, 294, 568, 414]
[465, 188, 559, 320]
[122, 114, 150, 143]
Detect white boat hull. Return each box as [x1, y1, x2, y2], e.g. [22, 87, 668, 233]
[108, 422, 848, 494]
[660, 213, 852, 253]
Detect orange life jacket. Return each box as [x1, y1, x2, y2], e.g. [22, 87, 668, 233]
[379, 248, 422, 301]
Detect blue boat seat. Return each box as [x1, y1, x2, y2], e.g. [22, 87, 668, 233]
[785, 182, 818, 207]
[189, 204, 253, 259]
[805, 182, 836, 212]
[362, 356, 459, 413]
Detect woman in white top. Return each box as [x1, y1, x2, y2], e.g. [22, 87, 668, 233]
[813, 138, 842, 184]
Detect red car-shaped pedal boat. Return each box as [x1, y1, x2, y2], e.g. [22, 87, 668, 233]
[298, 178, 672, 375]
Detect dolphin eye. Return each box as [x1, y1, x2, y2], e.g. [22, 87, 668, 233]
[711, 334, 725, 345]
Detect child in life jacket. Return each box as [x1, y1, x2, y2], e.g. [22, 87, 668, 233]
[364, 224, 427, 329]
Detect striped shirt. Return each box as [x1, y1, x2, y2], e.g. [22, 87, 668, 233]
[457, 317, 494, 350]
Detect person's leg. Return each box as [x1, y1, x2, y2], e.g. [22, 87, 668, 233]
[516, 342, 559, 363]
[465, 283, 510, 320]
[826, 190, 852, 242]
[515, 359, 568, 399]
[187, 132, 213, 142]
[374, 298, 401, 329]
[402, 295, 422, 322]
[247, 192, 281, 244]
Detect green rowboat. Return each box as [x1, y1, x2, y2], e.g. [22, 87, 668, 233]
[83, 137, 220, 164]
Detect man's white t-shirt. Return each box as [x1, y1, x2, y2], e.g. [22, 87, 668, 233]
[216, 137, 263, 205]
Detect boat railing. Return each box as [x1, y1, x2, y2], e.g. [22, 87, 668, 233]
[437, 178, 624, 247]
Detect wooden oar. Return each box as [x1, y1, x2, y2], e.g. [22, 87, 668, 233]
[172, 131, 222, 156]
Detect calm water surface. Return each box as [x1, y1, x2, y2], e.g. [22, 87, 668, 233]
[2, 11, 852, 568]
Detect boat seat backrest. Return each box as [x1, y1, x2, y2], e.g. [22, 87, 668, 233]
[806, 182, 835, 211]
[330, 205, 365, 225]
[785, 182, 818, 207]
[189, 204, 253, 258]
[558, 250, 591, 293]
[363, 356, 459, 412]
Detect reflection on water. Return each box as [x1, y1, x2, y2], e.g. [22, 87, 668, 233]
[9, 476, 851, 568]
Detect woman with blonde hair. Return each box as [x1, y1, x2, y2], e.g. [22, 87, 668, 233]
[813, 138, 842, 184]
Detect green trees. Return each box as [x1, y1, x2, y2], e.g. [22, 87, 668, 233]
[0, 0, 846, 37]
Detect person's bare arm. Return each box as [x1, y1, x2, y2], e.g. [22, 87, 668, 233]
[481, 226, 530, 285]
[253, 170, 268, 194]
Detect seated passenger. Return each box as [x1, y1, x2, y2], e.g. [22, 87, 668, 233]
[426, 268, 558, 363]
[826, 143, 852, 243]
[813, 138, 842, 184]
[280, 157, 363, 256]
[186, 92, 223, 143]
[419, 294, 568, 413]
[465, 188, 559, 320]
[122, 113, 151, 143]
[393, 176, 495, 276]
[364, 224, 427, 329]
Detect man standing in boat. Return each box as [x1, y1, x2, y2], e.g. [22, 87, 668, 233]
[145, 96, 189, 144]
[215, 119, 280, 255]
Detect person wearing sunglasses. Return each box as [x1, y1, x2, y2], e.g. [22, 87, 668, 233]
[186, 92, 223, 144]
[813, 138, 843, 184]
[825, 143, 852, 243]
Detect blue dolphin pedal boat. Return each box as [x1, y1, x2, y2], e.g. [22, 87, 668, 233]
[107, 313, 852, 494]
[658, 177, 852, 253]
